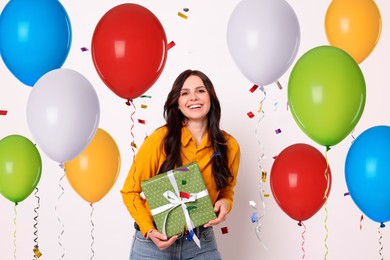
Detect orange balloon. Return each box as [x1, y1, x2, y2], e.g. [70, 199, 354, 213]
[325, 0, 382, 64]
[64, 128, 121, 203]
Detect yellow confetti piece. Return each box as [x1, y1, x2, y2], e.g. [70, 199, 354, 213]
[261, 170, 267, 182]
[141, 104, 147, 109]
[263, 194, 270, 198]
[178, 11, 188, 19]
[33, 247, 42, 258]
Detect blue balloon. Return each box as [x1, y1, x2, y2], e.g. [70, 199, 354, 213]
[345, 125, 390, 224]
[0, 0, 72, 86]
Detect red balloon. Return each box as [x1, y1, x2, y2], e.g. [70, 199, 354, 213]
[270, 143, 332, 222]
[91, 4, 168, 100]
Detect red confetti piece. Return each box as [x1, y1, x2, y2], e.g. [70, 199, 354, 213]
[138, 119, 145, 124]
[221, 227, 228, 234]
[180, 191, 190, 199]
[249, 84, 259, 93]
[80, 47, 89, 52]
[167, 41, 176, 50]
[247, 111, 254, 118]
[0, 110, 7, 115]
[275, 128, 282, 134]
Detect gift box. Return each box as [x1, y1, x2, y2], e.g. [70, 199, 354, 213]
[141, 162, 216, 238]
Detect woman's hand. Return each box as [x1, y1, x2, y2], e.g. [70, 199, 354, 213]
[147, 229, 178, 250]
[204, 199, 228, 227]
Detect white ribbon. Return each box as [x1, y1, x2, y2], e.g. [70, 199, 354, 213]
[150, 170, 208, 248]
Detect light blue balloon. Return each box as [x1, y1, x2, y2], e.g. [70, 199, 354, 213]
[345, 125, 390, 224]
[0, 0, 72, 86]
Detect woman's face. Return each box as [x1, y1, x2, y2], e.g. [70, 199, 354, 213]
[178, 75, 211, 123]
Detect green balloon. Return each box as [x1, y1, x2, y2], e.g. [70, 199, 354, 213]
[288, 45, 366, 147]
[0, 135, 42, 203]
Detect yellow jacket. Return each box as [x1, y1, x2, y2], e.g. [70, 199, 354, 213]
[121, 126, 240, 236]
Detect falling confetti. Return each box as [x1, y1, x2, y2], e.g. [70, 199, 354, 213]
[183, 8, 189, 12]
[247, 111, 255, 118]
[178, 11, 188, 19]
[167, 41, 176, 50]
[249, 85, 259, 93]
[0, 110, 7, 115]
[221, 227, 228, 234]
[80, 47, 89, 52]
[138, 119, 146, 124]
[275, 128, 282, 134]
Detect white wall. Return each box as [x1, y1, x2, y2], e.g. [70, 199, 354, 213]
[1, 0, 389, 259]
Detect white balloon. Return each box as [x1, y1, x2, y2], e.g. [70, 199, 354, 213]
[26, 68, 100, 163]
[227, 0, 300, 86]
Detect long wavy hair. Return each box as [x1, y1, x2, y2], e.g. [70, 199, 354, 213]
[159, 69, 233, 190]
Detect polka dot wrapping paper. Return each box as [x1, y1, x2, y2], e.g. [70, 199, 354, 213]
[141, 162, 216, 238]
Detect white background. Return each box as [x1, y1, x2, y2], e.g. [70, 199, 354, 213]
[1, 0, 389, 259]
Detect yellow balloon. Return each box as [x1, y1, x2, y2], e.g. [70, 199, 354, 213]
[325, 0, 382, 64]
[65, 128, 121, 203]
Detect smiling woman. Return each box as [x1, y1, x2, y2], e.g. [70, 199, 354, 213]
[121, 69, 241, 259]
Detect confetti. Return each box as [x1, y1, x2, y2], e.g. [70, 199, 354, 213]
[180, 191, 190, 199]
[140, 95, 152, 98]
[138, 119, 145, 124]
[344, 192, 350, 196]
[247, 111, 254, 118]
[141, 104, 148, 109]
[181, 180, 187, 185]
[183, 8, 189, 12]
[249, 84, 259, 93]
[261, 171, 267, 183]
[80, 47, 89, 52]
[167, 41, 176, 50]
[276, 81, 283, 89]
[178, 11, 188, 19]
[131, 142, 137, 149]
[187, 205, 197, 211]
[263, 194, 270, 198]
[275, 128, 282, 134]
[0, 110, 7, 115]
[210, 152, 220, 158]
[251, 212, 258, 223]
[249, 201, 256, 208]
[221, 227, 228, 234]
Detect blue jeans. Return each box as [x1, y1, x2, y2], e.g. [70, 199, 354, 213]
[130, 227, 222, 260]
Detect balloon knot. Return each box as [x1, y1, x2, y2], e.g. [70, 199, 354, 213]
[125, 99, 133, 106]
[15, 202, 18, 206]
[380, 222, 385, 228]
[298, 221, 302, 226]
[326, 146, 331, 152]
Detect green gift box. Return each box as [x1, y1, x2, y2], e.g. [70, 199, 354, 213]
[141, 162, 216, 238]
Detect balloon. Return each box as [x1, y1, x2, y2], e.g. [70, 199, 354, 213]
[26, 68, 100, 163]
[288, 45, 366, 147]
[91, 3, 168, 100]
[64, 128, 121, 204]
[227, 0, 300, 86]
[325, 0, 381, 64]
[0, 135, 42, 203]
[345, 125, 390, 223]
[0, 0, 72, 86]
[270, 143, 332, 222]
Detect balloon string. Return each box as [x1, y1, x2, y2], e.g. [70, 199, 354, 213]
[350, 128, 355, 143]
[90, 203, 95, 260]
[378, 224, 384, 260]
[33, 187, 42, 259]
[323, 149, 330, 260]
[127, 100, 138, 212]
[254, 86, 268, 249]
[298, 221, 306, 260]
[14, 203, 17, 260]
[55, 165, 65, 260]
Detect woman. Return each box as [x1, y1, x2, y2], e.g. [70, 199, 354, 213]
[121, 69, 240, 259]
